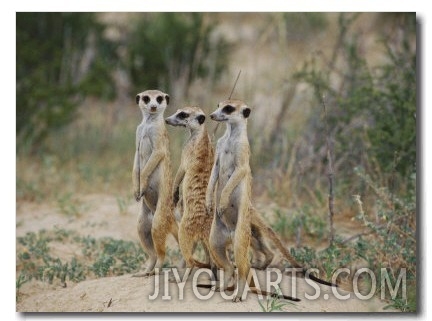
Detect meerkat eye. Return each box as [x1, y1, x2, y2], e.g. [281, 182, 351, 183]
[196, 114, 206, 124]
[222, 105, 236, 114]
[156, 95, 164, 104]
[177, 112, 189, 119]
[143, 95, 150, 104]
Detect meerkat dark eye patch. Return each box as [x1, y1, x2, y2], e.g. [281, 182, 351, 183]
[143, 95, 150, 104]
[242, 107, 251, 118]
[222, 105, 236, 114]
[135, 95, 140, 105]
[196, 114, 206, 124]
[156, 95, 164, 104]
[165, 95, 170, 105]
[177, 111, 189, 119]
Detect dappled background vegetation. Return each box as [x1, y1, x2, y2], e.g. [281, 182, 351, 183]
[16, 13, 416, 311]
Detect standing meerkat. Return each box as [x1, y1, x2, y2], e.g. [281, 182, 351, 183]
[165, 107, 215, 270]
[133, 89, 179, 277]
[206, 99, 255, 302]
[206, 99, 336, 301]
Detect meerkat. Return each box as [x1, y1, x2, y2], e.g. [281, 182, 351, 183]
[165, 106, 215, 270]
[132, 89, 179, 277]
[204, 99, 256, 302]
[206, 99, 336, 302]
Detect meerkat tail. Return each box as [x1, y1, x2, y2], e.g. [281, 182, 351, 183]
[252, 211, 338, 287]
[191, 259, 212, 269]
[195, 283, 301, 302]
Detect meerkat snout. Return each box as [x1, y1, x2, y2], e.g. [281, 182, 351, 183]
[209, 110, 225, 122]
[166, 107, 206, 130]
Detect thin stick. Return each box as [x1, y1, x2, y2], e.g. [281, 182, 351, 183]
[212, 70, 242, 139]
[228, 70, 242, 99]
[320, 92, 335, 247]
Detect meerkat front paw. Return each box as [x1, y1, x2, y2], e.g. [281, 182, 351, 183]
[138, 179, 148, 200]
[206, 198, 213, 215]
[216, 206, 226, 218]
[217, 198, 228, 216]
[134, 191, 141, 202]
[173, 189, 180, 206]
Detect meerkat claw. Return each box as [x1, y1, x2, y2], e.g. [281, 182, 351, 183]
[216, 208, 224, 218]
[173, 190, 179, 205]
[135, 193, 141, 202]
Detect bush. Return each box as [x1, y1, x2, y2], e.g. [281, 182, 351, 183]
[16, 13, 118, 151]
[126, 13, 230, 99]
[293, 13, 416, 183]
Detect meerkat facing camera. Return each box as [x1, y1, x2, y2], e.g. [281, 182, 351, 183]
[133, 89, 179, 277]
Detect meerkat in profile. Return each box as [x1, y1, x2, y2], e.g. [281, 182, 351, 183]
[205, 99, 255, 302]
[133, 89, 179, 277]
[165, 107, 215, 270]
[206, 100, 336, 301]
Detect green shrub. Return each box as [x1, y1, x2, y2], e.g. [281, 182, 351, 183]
[294, 13, 416, 183]
[126, 13, 230, 97]
[16, 13, 118, 151]
[16, 230, 147, 283]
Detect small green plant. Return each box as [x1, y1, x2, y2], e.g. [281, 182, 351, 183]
[41, 257, 86, 284]
[272, 209, 291, 238]
[17, 229, 147, 284]
[57, 193, 86, 217]
[258, 287, 294, 312]
[271, 207, 326, 244]
[16, 178, 44, 202]
[17, 230, 51, 259]
[89, 237, 146, 277]
[384, 290, 416, 312]
[116, 196, 130, 216]
[16, 273, 28, 302]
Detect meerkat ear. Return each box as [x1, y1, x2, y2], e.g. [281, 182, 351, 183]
[135, 95, 140, 105]
[165, 95, 170, 105]
[242, 107, 251, 118]
[196, 114, 206, 125]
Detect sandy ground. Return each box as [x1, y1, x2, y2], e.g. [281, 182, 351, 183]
[16, 194, 396, 313]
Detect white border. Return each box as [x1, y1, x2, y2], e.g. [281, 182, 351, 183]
[5, 2, 429, 320]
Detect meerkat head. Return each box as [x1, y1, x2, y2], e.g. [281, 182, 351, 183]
[165, 106, 206, 131]
[135, 90, 170, 115]
[209, 99, 251, 123]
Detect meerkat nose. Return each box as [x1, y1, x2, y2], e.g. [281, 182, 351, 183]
[210, 113, 216, 120]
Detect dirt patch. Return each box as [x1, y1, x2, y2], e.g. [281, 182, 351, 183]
[17, 268, 394, 313]
[16, 194, 395, 313]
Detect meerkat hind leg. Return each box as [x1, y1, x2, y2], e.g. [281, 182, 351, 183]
[209, 220, 235, 290]
[250, 224, 274, 269]
[232, 210, 252, 302]
[133, 201, 157, 277]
